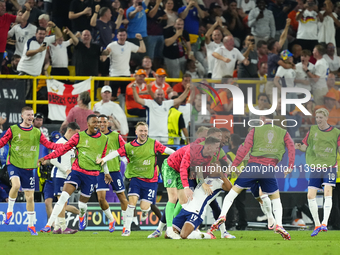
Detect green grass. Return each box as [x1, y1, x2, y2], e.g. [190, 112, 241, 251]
[1, 230, 340, 255]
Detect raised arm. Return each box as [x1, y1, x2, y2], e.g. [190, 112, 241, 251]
[64, 27, 79, 46]
[136, 33, 146, 53]
[279, 18, 290, 49]
[173, 85, 190, 105]
[47, 22, 63, 40]
[69, 7, 91, 20]
[148, 0, 162, 18]
[132, 85, 146, 105]
[15, 2, 31, 23]
[90, 5, 100, 27]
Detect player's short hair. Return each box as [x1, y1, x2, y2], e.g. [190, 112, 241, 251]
[21, 106, 33, 114]
[99, 7, 109, 17]
[219, 127, 230, 133]
[87, 114, 98, 122]
[301, 49, 311, 57]
[36, 27, 46, 33]
[98, 114, 108, 119]
[267, 38, 277, 51]
[196, 126, 208, 134]
[205, 136, 221, 145]
[315, 108, 329, 117]
[257, 40, 267, 49]
[257, 93, 269, 101]
[79, 91, 91, 105]
[207, 127, 222, 136]
[135, 121, 148, 128]
[67, 122, 80, 131]
[230, 134, 241, 147]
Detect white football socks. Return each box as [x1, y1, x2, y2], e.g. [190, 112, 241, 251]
[78, 201, 87, 218]
[58, 217, 67, 231]
[308, 198, 321, 227]
[322, 196, 332, 225]
[103, 208, 114, 223]
[157, 221, 166, 232]
[125, 205, 135, 231]
[122, 210, 126, 228]
[220, 189, 238, 216]
[7, 197, 16, 213]
[261, 195, 274, 220]
[47, 191, 70, 227]
[27, 211, 35, 227]
[271, 198, 283, 226]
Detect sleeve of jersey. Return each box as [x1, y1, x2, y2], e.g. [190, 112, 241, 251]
[154, 140, 166, 154]
[118, 135, 126, 147]
[302, 132, 309, 146]
[40, 134, 63, 150]
[232, 129, 254, 167]
[284, 132, 295, 169]
[44, 134, 79, 160]
[101, 141, 108, 158]
[192, 137, 205, 145]
[0, 128, 12, 148]
[179, 149, 190, 188]
[337, 135, 340, 147]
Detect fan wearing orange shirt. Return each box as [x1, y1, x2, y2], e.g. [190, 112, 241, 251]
[125, 69, 152, 117]
[173, 73, 192, 102]
[149, 68, 172, 99]
[315, 92, 340, 126]
[210, 88, 233, 115]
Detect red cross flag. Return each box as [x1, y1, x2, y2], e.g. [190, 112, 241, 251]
[46, 79, 91, 121]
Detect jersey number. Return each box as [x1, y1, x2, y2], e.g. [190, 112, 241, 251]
[148, 189, 155, 198]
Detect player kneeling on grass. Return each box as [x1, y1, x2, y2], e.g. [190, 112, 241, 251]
[171, 162, 232, 239]
[96, 122, 175, 236]
[38, 115, 112, 233]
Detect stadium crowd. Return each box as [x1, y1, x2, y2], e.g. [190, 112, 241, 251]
[0, 0, 340, 237]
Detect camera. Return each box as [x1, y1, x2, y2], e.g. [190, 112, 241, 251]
[42, 42, 47, 47]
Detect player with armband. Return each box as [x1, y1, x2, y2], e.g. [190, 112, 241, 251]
[0, 106, 64, 235]
[39, 115, 111, 233]
[96, 122, 175, 237]
[295, 108, 340, 237]
[96, 115, 128, 233]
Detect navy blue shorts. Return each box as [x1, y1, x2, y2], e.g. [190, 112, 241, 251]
[128, 178, 157, 204]
[235, 163, 279, 195]
[43, 179, 54, 199]
[308, 167, 337, 190]
[7, 164, 35, 190]
[53, 177, 66, 196]
[65, 170, 98, 197]
[172, 209, 203, 232]
[97, 172, 125, 193]
[250, 182, 260, 198]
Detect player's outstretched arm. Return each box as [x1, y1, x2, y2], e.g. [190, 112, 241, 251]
[97, 150, 120, 166]
[164, 147, 175, 155]
[0, 128, 12, 148]
[40, 133, 64, 150]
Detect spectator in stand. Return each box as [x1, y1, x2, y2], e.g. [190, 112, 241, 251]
[26, 0, 44, 25]
[150, 68, 171, 98]
[68, 0, 92, 33]
[291, 44, 302, 64]
[314, 92, 340, 125]
[173, 73, 191, 101]
[210, 88, 233, 115]
[126, 0, 149, 62]
[164, 0, 178, 29]
[205, 3, 226, 27]
[142, 56, 155, 78]
[146, 0, 167, 61]
[326, 73, 340, 107]
[223, 0, 245, 47]
[184, 58, 205, 78]
[212, 35, 250, 79]
[132, 83, 189, 143]
[7, 9, 36, 57]
[87, 0, 111, 15]
[238, 35, 258, 79]
[257, 40, 268, 69]
[295, 49, 315, 98]
[248, 0, 275, 46]
[111, 0, 129, 39]
[295, 0, 323, 52]
[8, 54, 20, 74]
[178, 0, 207, 56]
[60, 91, 94, 132]
[318, 0, 339, 49]
[306, 44, 329, 106]
[125, 69, 151, 117]
[205, 18, 227, 78]
[248, 93, 272, 125]
[64, 28, 104, 77]
[265, 19, 292, 102]
[47, 36, 73, 76]
[163, 18, 191, 78]
[287, 0, 304, 34]
[268, 0, 297, 51]
[52, 0, 72, 29]
[105, 28, 146, 99]
[38, 14, 49, 30]
[192, 93, 210, 123]
[93, 85, 129, 137]
[237, 0, 255, 14]
[323, 43, 340, 76]
[258, 61, 267, 93]
[334, 2, 340, 54]
[0, 1, 31, 74]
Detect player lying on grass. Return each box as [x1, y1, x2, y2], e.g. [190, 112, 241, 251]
[209, 114, 295, 240]
[171, 161, 232, 239]
[295, 108, 340, 237]
[96, 122, 175, 236]
[38, 115, 111, 233]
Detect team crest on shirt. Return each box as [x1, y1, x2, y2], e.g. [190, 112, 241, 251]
[25, 31, 29, 36]
[10, 171, 14, 175]
[206, 180, 212, 185]
[264, 130, 276, 145]
[314, 133, 318, 138]
[167, 179, 172, 184]
[232, 54, 235, 59]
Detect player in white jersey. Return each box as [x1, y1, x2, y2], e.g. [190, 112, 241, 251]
[49, 122, 80, 234]
[171, 172, 232, 239]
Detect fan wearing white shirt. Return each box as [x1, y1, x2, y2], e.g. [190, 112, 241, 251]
[323, 43, 340, 75]
[7, 9, 37, 57]
[47, 36, 73, 76]
[132, 84, 190, 143]
[295, 49, 315, 97]
[274, 50, 296, 112]
[49, 122, 80, 234]
[212, 35, 250, 79]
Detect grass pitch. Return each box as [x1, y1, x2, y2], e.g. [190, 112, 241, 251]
[1, 230, 340, 255]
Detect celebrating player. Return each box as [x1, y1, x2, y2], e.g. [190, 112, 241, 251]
[96, 122, 175, 236]
[49, 122, 80, 234]
[295, 108, 340, 237]
[39, 114, 111, 233]
[97, 115, 128, 232]
[209, 114, 295, 240]
[0, 106, 63, 235]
